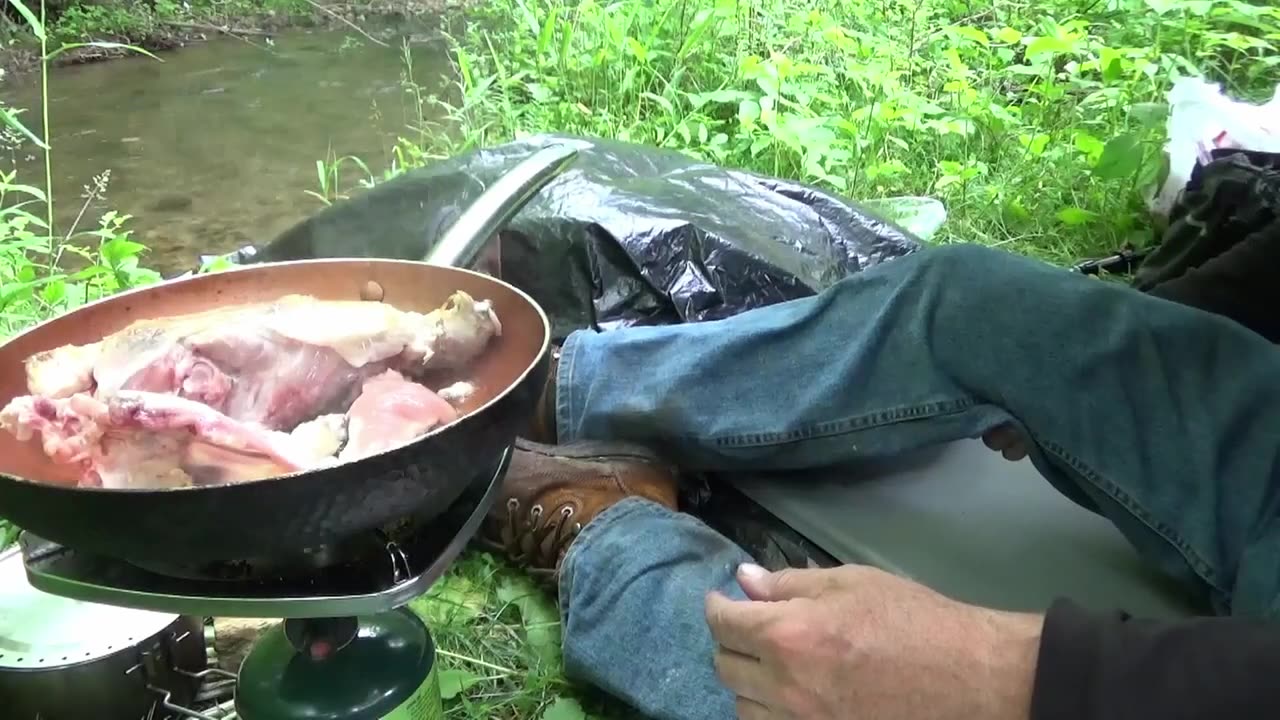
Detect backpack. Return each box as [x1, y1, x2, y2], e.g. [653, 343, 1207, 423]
[1077, 150, 1280, 343]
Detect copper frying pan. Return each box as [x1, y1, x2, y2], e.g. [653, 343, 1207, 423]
[0, 145, 578, 565]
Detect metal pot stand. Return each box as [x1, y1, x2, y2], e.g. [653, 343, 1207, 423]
[15, 446, 510, 720]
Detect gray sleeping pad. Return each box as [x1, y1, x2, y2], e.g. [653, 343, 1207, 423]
[726, 440, 1206, 619]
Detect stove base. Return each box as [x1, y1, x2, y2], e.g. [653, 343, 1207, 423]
[236, 609, 442, 720]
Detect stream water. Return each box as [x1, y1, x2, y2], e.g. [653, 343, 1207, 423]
[2, 25, 453, 273]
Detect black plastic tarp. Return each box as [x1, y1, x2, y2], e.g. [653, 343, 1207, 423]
[253, 134, 923, 339]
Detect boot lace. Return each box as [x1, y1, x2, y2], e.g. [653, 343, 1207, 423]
[500, 498, 582, 571]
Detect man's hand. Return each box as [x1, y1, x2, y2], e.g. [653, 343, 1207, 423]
[704, 564, 1044, 720]
[983, 423, 1029, 461]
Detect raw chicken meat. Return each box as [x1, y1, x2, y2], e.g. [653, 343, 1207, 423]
[2, 392, 341, 487]
[340, 370, 460, 461]
[1, 292, 500, 488]
[24, 291, 500, 430]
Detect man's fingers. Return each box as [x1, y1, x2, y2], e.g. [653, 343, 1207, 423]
[1002, 444, 1028, 461]
[713, 646, 769, 704]
[705, 590, 777, 655]
[983, 424, 1029, 461]
[982, 424, 1016, 449]
[735, 696, 771, 720]
[738, 563, 833, 601]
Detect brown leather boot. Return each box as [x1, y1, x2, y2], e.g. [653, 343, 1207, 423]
[481, 438, 678, 576]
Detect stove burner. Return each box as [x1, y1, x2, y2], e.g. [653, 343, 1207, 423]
[19, 447, 510, 619]
[284, 616, 359, 659]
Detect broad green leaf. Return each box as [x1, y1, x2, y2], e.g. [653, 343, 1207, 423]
[692, 89, 751, 105]
[7, 0, 45, 40]
[1025, 35, 1074, 58]
[1057, 207, 1098, 226]
[641, 91, 674, 114]
[101, 238, 148, 266]
[1102, 56, 1125, 83]
[1, 106, 47, 150]
[0, 206, 49, 228]
[625, 37, 647, 63]
[1093, 133, 1144, 179]
[41, 279, 66, 305]
[1137, 148, 1168, 191]
[541, 697, 587, 720]
[949, 25, 990, 46]
[994, 27, 1023, 44]
[438, 668, 484, 700]
[1073, 132, 1106, 159]
[0, 275, 62, 310]
[5, 183, 47, 201]
[70, 265, 112, 281]
[536, 4, 558, 56]
[415, 573, 488, 626]
[1131, 102, 1168, 128]
[497, 576, 562, 665]
[1019, 133, 1051, 156]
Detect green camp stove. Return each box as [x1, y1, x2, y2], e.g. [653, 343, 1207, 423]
[235, 611, 442, 719]
[18, 448, 510, 720]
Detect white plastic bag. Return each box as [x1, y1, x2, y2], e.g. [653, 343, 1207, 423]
[862, 196, 948, 241]
[1150, 77, 1280, 222]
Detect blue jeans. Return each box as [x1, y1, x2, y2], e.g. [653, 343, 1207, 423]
[549, 244, 1280, 720]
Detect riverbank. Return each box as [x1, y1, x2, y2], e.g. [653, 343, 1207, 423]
[0, 0, 464, 75]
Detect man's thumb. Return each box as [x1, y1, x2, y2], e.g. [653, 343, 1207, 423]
[736, 563, 825, 601]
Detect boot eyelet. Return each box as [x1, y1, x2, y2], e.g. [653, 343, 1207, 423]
[530, 504, 543, 521]
[561, 506, 574, 519]
[506, 498, 519, 511]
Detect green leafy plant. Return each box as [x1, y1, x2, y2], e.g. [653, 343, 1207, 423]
[360, 0, 1278, 266]
[0, 0, 163, 548]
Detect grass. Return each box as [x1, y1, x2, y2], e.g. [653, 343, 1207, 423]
[3, 0, 1280, 718]
[366, 0, 1280, 267]
[407, 553, 642, 720]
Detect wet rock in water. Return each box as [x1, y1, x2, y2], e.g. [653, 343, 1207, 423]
[147, 193, 194, 212]
[212, 617, 277, 671]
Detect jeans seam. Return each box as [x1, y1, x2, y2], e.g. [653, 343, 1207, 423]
[690, 397, 982, 448]
[557, 334, 581, 442]
[1036, 437, 1225, 594]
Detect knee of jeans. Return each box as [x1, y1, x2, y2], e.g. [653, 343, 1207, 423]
[905, 243, 1086, 353]
[913, 243, 1028, 310]
[917, 243, 1011, 279]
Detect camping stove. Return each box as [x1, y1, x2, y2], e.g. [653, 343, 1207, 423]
[17, 447, 511, 720]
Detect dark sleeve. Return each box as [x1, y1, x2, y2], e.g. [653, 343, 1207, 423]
[1146, 221, 1280, 344]
[1030, 598, 1280, 720]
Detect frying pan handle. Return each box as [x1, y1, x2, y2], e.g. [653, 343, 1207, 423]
[424, 144, 581, 268]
